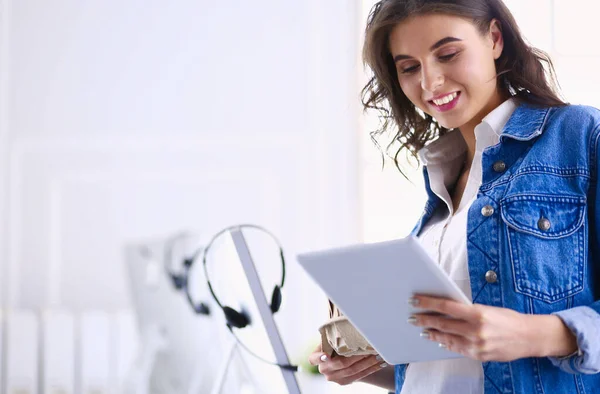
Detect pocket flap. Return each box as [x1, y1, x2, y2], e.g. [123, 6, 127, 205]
[500, 195, 586, 239]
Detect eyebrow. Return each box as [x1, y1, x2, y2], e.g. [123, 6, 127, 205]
[393, 37, 463, 62]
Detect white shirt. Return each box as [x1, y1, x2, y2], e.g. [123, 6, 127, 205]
[401, 98, 518, 394]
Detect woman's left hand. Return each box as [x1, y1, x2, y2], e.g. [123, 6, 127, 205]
[409, 295, 578, 362]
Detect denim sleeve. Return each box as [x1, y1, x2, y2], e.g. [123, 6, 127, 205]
[394, 364, 408, 393]
[548, 305, 600, 374]
[560, 126, 600, 374]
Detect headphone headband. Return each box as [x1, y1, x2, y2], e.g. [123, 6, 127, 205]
[183, 224, 296, 372]
[196, 224, 286, 310]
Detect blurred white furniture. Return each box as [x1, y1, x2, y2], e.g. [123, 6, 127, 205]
[6, 310, 39, 394]
[43, 311, 75, 394]
[2, 309, 138, 394]
[81, 312, 111, 394]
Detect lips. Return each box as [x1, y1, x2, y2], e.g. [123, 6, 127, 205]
[428, 91, 461, 112]
[428, 91, 459, 104]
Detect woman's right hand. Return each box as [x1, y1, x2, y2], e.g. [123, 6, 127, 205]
[308, 344, 388, 386]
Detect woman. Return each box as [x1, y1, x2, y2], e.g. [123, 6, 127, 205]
[308, 0, 600, 393]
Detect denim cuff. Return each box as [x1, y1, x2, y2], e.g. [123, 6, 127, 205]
[548, 306, 600, 374]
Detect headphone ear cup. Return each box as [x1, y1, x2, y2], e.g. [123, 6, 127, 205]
[223, 306, 250, 329]
[195, 302, 210, 316]
[270, 285, 282, 314]
[171, 274, 186, 290]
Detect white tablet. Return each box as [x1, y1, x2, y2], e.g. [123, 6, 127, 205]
[297, 236, 471, 365]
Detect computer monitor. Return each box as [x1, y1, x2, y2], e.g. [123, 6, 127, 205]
[124, 236, 249, 394]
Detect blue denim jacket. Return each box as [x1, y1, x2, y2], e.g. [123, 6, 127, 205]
[395, 102, 600, 394]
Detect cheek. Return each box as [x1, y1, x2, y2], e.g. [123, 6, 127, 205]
[443, 61, 471, 88]
[398, 77, 423, 106]
[454, 53, 496, 88]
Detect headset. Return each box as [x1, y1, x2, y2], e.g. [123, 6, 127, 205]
[184, 224, 297, 372]
[163, 231, 211, 316]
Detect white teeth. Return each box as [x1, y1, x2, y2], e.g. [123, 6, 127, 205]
[432, 92, 458, 106]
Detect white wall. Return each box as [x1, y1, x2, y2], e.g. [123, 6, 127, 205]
[2, 0, 361, 308]
[0, 0, 9, 311]
[0, 0, 372, 393]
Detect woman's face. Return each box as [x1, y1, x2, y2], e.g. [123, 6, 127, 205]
[389, 13, 505, 131]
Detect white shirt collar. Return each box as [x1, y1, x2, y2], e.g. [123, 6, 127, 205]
[482, 96, 518, 137]
[418, 97, 518, 166]
[416, 97, 519, 215]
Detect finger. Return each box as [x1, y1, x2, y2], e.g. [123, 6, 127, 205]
[412, 295, 474, 320]
[333, 357, 389, 386]
[411, 313, 471, 337]
[426, 329, 471, 357]
[320, 354, 371, 374]
[308, 352, 326, 366]
[326, 355, 386, 382]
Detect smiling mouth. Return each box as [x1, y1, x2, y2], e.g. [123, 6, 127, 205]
[428, 91, 461, 111]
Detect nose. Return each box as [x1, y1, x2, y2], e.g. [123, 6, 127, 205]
[420, 64, 444, 93]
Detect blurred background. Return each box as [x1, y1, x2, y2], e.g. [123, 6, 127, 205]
[0, 0, 598, 393]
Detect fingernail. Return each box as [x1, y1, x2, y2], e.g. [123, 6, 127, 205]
[376, 355, 383, 361]
[380, 362, 388, 368]
[439, 343, 447, 349]
[407, 316, 418, 325]
[320, 354, 328, 362]
[419, 330, 430, 339]
[408, 297, 420, 307]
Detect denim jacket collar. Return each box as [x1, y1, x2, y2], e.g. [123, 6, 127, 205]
[411, 101, 554, 237]
[500, 101, 552, 142]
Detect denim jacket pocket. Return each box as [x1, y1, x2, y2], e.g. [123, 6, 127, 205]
[500, 194, 586, 303]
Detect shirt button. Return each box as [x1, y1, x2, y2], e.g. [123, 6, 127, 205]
[481, 205, 494, 217]
[538, 218, 551, 231]
[485, 270, 498, 283]
[493, 161, 506, 172]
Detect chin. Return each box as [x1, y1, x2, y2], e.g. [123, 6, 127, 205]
[437, 112, 472, 130]
[434, 118, 460, 130]
[418, 106, 463, 130]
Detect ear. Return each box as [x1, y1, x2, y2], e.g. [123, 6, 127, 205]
[489, 19, 504, 60]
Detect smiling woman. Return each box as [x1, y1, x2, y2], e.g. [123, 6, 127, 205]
[310, 0, 600, 394]
[361, 0, 564, 173]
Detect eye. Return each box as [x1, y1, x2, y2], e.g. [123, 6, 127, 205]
[400, 52, 460, 74]
[400, 64, 420, 74]
[439, 52, 459, 61]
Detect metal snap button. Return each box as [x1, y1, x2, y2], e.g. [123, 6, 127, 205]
[538, 218, 551, 231]
[492, 160, 506, 172]
[485, 270, 498, 284]
[481, 205, 494, 217]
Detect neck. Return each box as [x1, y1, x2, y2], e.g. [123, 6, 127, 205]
[458, 90, 508, 166]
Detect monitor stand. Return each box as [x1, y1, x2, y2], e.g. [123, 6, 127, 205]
[230, 228, 301, 394]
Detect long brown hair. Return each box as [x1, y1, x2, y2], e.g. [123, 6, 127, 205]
[362, 0, 567, 173]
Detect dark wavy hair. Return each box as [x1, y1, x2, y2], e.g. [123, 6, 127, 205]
[362, 0, 567, 174]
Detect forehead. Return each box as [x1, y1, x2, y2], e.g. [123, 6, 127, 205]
[389, 13, 479, 55]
